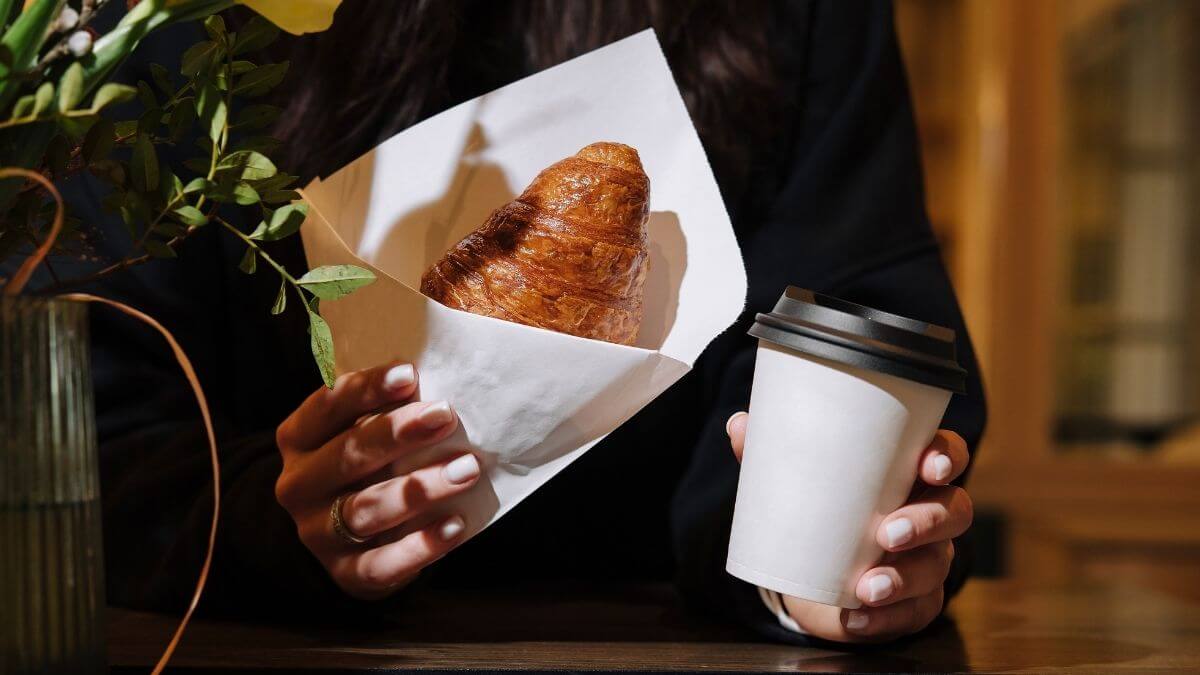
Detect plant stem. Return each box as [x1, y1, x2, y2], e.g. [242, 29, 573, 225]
[44, 224, 200, 293]
[131, 190, 186, 252]
[0, 108, 98, 131]
[214, 215, 297, 283]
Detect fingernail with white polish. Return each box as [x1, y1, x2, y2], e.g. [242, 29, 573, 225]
[725, 412, 746, 437]
[932, 453, 952, 481]
[846, 610, 869, 631]
[416, 401, 454, 430]
[384, 364, 415, 392]
[443, 454, 480, 485]
[886, 518, 915, 548]
[439, 515, 465, 541]
[867, 574, 894, 603]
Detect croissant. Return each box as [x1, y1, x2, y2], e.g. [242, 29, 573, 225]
[420, 142, 650, 345]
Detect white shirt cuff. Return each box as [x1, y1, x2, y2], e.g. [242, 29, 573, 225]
[757, 586, 806, 634]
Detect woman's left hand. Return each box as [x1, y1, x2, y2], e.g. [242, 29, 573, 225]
[725, 412, 973, 642]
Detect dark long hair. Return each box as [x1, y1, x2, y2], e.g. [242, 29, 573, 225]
[273, 0, 793, 199]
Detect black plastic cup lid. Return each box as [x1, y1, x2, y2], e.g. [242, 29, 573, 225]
[748, 287, 967, 394]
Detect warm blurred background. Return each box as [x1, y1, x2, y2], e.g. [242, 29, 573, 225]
[894, 0, 1200, 603]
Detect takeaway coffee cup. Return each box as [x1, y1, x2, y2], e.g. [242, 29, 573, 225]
[726, 287, 967, 609]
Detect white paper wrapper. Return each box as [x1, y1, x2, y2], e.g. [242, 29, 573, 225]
[298, 30, 746, 540]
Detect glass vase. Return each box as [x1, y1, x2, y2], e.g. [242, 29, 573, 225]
[1, 296, 106, 675]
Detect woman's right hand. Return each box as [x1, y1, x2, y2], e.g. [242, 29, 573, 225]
[273, 362, 480, 600]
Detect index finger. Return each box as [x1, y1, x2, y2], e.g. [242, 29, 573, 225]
[277, 361, 418, 453]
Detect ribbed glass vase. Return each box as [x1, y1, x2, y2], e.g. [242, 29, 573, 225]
[1, 296, 105, 675]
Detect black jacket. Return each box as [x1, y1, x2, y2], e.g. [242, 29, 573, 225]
[53, 1, 984, 645]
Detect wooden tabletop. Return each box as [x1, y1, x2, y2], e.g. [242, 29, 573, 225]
[107, 580, 1200, 672]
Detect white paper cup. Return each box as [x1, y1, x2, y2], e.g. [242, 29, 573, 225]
[726, 288, 966, 609]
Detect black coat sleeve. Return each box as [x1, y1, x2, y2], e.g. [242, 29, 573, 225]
[670, 0, 987, 644]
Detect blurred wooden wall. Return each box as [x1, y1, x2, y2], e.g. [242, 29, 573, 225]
[895, 0, 1200, 602]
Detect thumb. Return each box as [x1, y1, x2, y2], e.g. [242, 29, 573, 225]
[725, 411, 749, 462]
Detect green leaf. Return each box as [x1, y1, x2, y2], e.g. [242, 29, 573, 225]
[232, 62, 289, 97]
[168, 172, 184, 201]
[89, 159, 126, 187]
[234, 135, 281, 155]
[183, 177, 213, 194]
[250, 202, 307, 241]
[11, 94, 34, 118]
[233, 184, 261, 205]
[262, 189, 300, 205]
[232, 16, 280, 55]
[215, 150, 276, 180]
[156, 222, 189, 237]
[150, 62, 174, 95]
[136, 79, 158, 109]
[238, 246, 257, 274]
[32, 81, 53, 116]
[181, 40, 222, 77]
[172, 205, 208, 227]
[130, 134, 159, 192]
[229, 60, 256, 75]
[0, 0, 61, 112]
[271, 281, 287, 315]
[194, 82, 226, 144]
[137, 106, 163, 135]
[207, 181, 259, 205]
[114, 120, 139, 139]
[167, 100, 196, 142]
[127, 190, 151, 227]
[194, 135, 215, 154]
[249, 172, 296, 192]
[307, 309, 336, 388]
[58, 114, 96, 141]
[203, 15, 226, 43]
[296, 265, 377, 301]
[58, 63, 84, 112]
[182, 156, 210, 174]
[90, 83, 137, 112]
[145, 239, 176, 258]
[233, 104, 279, 130]
[83, 118, 116, 163]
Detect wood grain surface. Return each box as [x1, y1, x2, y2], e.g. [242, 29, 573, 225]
[107, 580, 1200, 672]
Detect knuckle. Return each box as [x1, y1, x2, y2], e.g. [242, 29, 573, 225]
[945, 429, 967, 454]
[275, 419, 296, 451]
[401, 472, 437, 509]
[357, 556, 401, 590]
[338, 435, 372, 477]
[273, 472, 298, 510]
[926, 541, 953, 580]
[344, 493, 375, 535]
[914, 507, 944, 539]
[957, 487, 975, 523]
[911, 600, 930, 631]
[334, 369, 364, 392]
[329, 558, 360, 592]
[925, 590, 946, 627]
[388, 409, 409, 441]
[295, 518, 324, 550]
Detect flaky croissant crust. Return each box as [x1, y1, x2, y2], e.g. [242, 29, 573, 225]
[421, 142, 650, 345]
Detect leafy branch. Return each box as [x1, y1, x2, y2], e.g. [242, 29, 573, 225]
[1, 10, 373, 386]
